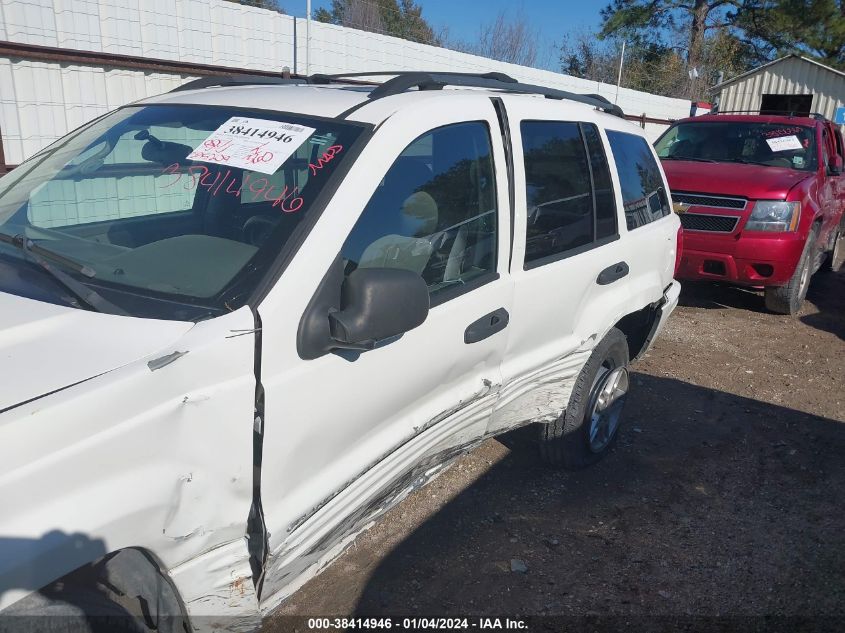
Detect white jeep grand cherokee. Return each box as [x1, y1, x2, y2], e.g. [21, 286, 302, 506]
[0, 72, 681, 631]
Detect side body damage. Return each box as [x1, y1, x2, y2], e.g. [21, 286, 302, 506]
[0, 307, 259, 630]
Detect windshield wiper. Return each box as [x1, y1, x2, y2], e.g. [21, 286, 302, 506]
[728, 158, 779, 167]
[0, 232, 127, 315]
[662, 156, 719, 163]
[0, 232, 95, 276]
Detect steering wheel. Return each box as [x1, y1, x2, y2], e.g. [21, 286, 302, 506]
[241, 215, 279, 247]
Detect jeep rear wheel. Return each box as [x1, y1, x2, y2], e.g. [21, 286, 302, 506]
[539, 327, 630, 470]
[764, 231, 816, 315]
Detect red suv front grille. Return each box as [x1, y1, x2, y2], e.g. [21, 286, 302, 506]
[678, 214, 739, 232]
[673, 192, 747, 210]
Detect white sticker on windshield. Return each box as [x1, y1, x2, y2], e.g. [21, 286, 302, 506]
[187, 117, 316, 175]
[766, 135, 803, 152]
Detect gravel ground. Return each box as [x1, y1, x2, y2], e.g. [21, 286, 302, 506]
[264, 269, 845, 630]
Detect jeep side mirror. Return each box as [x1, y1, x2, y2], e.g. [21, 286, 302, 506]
[828, 155, 843, 176]
[327, 268, 429, 351]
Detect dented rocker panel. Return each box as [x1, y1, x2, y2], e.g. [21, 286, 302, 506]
[258, 388, 497, 613]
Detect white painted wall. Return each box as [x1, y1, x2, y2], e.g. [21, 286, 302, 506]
[0, 0, 690, 165]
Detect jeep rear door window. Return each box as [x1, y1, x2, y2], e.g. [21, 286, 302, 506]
[521, 121, 616, 266]
[341, 121, 497, 301]
[654, 120, 818, 171]
[0, 105, 364, 320]
[607, 130, 670, 231]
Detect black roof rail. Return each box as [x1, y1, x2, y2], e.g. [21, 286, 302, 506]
[168, 70, 625, 118]
[342, 71, 624, 118]
[310, 70, 517, 85]
[170, 75, 307, 92]
[171, 72, 401, 94]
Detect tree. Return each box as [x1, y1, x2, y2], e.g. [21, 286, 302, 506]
[734, 0, 845, 68]
[315, 0, 437, 45]
[560, 25, 752, 99]
[224, 0, 285, 12]
[599, 0, 741, 96]
[560, 31, 621, 84]
[560, 34, 690, 96]
[448, 9, 540, 67]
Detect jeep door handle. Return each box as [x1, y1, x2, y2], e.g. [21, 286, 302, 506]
[465, 308, 509, 344]
[597, 261, 629, 285]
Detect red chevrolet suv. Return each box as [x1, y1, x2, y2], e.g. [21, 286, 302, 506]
[655, 113, 844, 314]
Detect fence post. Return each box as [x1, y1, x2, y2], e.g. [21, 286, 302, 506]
[292, 17, 298, 75]
[0, 125, 6, 172]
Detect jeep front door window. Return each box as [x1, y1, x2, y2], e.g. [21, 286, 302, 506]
[341, 121, 498, 302]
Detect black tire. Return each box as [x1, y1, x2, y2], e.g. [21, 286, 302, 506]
[821, 227, 843, 273]
[764, 229, 817, 315]
[539, 327, 630, 470]
[0, 550, 188, 633]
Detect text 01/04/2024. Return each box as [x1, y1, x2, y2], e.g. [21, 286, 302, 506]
[305, 618, 529, 630]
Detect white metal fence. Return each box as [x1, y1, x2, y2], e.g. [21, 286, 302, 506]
[0, 0, 690, 166]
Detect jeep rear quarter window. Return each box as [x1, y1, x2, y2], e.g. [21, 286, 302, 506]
[341, 121, 497, 302]
[606, 130, 670, 231]
[520, 121, 617, 267]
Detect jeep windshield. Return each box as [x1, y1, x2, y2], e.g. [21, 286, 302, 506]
[0, 104, 365, 320]
[655, 121, 818, 172]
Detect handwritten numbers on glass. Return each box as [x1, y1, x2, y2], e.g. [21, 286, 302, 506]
[158, 163, 304, 213]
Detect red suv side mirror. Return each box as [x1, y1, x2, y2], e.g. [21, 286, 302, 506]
[828, 154, 843, 176]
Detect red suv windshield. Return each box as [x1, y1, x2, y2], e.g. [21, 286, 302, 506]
[655, 121, 817, 172]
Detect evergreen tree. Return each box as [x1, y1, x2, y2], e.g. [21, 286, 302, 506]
[315, 0, 436, 45]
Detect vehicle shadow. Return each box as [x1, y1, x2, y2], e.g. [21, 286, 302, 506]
[0, 533, 149, 633]
[801, 270, 845, 341]
[677, 280, 766, 313]
[348, 374, 845, 622]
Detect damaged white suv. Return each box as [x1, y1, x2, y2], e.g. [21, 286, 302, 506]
[0, 72, 680, 631]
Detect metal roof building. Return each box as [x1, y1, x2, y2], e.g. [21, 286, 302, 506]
[712, 54, 845, 123]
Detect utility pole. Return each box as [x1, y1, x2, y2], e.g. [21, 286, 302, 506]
[615, 40, 625, 104]
[306, 0, 312, 75]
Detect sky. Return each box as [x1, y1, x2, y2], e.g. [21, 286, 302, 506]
[303, 0, 609, 70]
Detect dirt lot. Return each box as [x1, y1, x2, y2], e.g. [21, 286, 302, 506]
[265, 270, 845, 629]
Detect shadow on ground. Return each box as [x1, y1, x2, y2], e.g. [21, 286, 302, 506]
[677, 281, 766, 313]
[349, 375, 845, 620]
[679, 268, 845, 336]
[801, 270, 845, 340]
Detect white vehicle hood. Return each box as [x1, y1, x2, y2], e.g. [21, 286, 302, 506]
[0, 292, 193, 412]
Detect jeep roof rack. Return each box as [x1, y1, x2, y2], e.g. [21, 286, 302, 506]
[170, 75, 308, 92]
[171, 73, 380, 93]
[311, 71, 625, 118]
[171, 70, 625, 118]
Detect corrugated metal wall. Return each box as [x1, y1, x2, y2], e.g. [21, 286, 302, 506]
[718, 56, 845, 121]
[0, 0, 692, 166]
